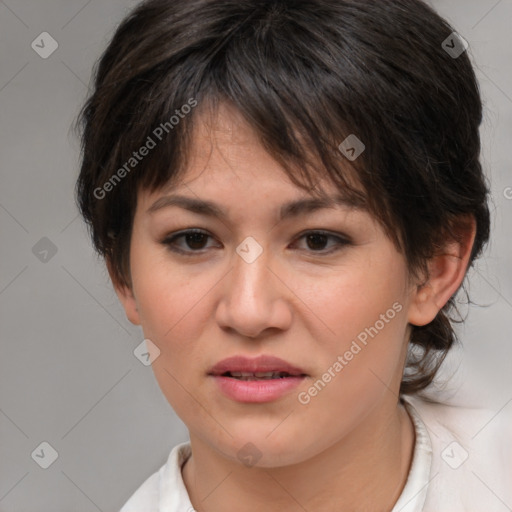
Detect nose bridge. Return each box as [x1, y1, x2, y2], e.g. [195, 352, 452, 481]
[216, 235, 291, 337]
[231, 235, 271, 304]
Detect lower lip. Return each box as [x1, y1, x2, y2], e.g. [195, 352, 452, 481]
[210, 375, 306, 403]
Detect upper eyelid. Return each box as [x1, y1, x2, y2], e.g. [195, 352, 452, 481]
[163, 228, 349, 240]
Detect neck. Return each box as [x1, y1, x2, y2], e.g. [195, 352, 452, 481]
[182, 399, 415, 512]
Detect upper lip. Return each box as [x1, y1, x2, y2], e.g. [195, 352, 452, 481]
[208, 355, 307, 376]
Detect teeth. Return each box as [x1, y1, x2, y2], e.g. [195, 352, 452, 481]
[255, 372, 280, 378]
[228, 371, 290, 380]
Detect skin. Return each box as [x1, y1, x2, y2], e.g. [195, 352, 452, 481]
[112, 103, 476, 511]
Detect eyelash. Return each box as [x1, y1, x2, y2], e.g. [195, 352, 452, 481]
[161, 229, 351, 256]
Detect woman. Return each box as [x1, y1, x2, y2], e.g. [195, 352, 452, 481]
[75, 0, 511, 510]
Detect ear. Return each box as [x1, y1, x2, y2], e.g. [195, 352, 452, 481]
[106, 259, 141, 326]
[408, 216, 477, 327]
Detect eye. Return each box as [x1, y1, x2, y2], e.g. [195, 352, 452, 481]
[292, 230, 351, 254]
[161, 229, 350, 256]
[161, 229, 219, 255]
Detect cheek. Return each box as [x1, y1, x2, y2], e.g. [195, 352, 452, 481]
[296, 252, 410, 403]
[298, 252, 408, 347]
[129, 246, 212, 350]
[296, 280, 408, 436]
[130, 256, 213, 413]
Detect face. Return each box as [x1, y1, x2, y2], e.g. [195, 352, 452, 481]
[116, 103, 423, 467]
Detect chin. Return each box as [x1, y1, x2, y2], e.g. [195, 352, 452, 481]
[206, 427, 319, 469]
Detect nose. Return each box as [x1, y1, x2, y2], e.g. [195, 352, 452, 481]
[215, 244, 293, 339]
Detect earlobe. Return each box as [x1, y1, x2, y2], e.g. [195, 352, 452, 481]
[106, 260, 141, 326]
[407, 217, 476, 327]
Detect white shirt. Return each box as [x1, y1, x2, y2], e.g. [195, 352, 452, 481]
[120, 395, 512, 511]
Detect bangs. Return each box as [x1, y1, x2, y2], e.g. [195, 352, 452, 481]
[81, 0, 406, 249]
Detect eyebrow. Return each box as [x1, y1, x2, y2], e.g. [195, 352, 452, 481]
[147, 193, 366, 221]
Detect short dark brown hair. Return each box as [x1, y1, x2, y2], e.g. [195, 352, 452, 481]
[75, 0, 490, 395]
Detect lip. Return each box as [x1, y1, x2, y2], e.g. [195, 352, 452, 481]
[208, 355, 308, 403]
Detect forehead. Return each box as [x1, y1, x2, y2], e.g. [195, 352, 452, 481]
[184, 102, 284, 175]
[155, 102, 361, 197]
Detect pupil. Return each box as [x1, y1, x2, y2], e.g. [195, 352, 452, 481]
[186, 233, 207, 249]
[307, 234, 328, 250]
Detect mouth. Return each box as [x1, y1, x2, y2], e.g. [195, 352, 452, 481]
[208, 354, 308, 379]
[207, 355, 308, 402]
[218, 371, 307, 381]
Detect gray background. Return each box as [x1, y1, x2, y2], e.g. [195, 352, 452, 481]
[0, 1, 511, 510]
